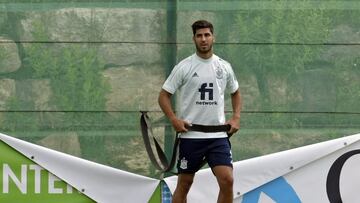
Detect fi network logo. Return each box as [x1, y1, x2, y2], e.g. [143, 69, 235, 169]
[199, 83, 213, 100]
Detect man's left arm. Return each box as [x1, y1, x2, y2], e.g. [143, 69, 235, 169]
[226, 89, 242, 135]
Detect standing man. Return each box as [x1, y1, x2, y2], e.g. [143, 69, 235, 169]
[158, 20, 241, 203]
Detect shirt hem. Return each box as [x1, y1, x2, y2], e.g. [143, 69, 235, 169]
[179, 132, 228, 139]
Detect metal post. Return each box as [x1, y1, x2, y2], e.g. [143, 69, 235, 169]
[164, 0, 177, 178]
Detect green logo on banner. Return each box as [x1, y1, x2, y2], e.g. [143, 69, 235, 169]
[0, 140, 94, 203]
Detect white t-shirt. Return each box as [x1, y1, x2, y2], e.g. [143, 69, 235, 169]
[162, 53, 239, 138]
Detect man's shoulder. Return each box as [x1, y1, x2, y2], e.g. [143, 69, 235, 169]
[176, 54, 194, 68]
[215, 54, 231, 67]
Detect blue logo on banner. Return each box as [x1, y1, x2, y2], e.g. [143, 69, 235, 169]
[241, 177, 301, 203]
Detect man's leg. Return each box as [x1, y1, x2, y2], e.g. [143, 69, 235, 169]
[212, 165, 234, 203]
[172, 173, 195, 203]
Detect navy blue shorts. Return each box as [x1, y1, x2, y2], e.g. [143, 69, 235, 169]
[177, 138, 233, 174]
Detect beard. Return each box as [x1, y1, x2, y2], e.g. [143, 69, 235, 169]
[195, 43, 213, 54]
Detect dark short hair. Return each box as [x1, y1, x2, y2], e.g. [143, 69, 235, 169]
[191, 20, 214, 35]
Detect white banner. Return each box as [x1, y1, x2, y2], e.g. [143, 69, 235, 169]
[2, 131, 360, 203]
[164, 133, 360, 203]
[0, 133, 159, 203]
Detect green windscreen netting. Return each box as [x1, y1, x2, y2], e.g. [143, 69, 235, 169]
[0, 0, 359, 178]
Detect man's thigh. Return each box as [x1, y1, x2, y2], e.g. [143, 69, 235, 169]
[207, 138, 233, 168]
[177, 138, 209, 173]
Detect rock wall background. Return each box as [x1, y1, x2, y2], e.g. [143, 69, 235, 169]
[0, 2, 359, 177]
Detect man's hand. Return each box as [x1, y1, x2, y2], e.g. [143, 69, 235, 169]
[225, 116, 240, 136]
[226, 89, 241, 136]
[158, 89, 190, 133]
[170, 117, 190, 133]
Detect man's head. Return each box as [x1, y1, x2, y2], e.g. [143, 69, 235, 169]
[191, 20, 214, 36]
[191, 20, 215, 58]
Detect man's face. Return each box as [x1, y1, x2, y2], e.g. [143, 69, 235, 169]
[193, 28, 214, 54]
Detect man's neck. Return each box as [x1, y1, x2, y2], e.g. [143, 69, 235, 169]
[196, 51, 213, 59]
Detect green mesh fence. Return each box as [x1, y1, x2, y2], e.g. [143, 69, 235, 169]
[0, 0, 359, 178]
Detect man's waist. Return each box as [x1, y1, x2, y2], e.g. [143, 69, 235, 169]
[187, 124, 230, 133]
[179, 131, 228, 139]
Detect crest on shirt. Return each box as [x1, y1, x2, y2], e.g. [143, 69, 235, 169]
[215, 66, 224, 79]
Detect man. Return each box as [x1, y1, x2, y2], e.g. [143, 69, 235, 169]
[158, 20, 241, 203]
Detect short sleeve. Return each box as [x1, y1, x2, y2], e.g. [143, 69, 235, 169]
[162, 64, 184, 94]
[226, 64, 239, 93]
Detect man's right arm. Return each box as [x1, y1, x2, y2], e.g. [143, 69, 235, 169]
[158, 89, 189, 132]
